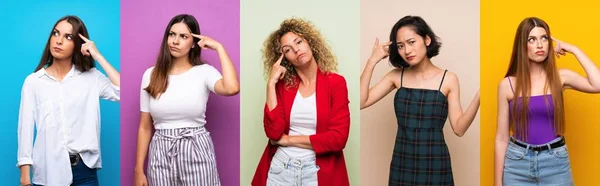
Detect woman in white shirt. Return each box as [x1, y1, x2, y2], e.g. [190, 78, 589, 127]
[133, 14, 239, 186]
[17, 15, 121, 186]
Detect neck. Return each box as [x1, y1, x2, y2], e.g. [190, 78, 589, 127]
[528, 61, 545, 78]
[172, 56, 193, 70]
[409, 57, 435, 73]
[50, 57, 73, 76]
[295, 59, 318, 87]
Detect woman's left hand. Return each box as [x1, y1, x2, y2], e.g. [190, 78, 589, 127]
[552, 37, 578, 57]
[78, 34, 102, 60]
[191, 34, 223, 50]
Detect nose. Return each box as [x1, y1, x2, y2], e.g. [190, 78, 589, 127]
[173, 36, 180, 45]
[56, 36, 63, 45]
[536, 39, 543, 48]
[403, 45, 412, 55]
[292, 46, 300, 54]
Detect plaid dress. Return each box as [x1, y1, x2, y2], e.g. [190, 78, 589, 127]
[389, 69, 453, 186]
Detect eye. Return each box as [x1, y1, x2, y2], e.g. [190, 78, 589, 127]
[528, 38, 536, 43]
[52, 31, 59, 36]
[66, 35, 72, 40]
[408, 40, 415, 44]
[283, 48, 290, 53]
[296, 40, 302, 45]
[397, 44, 404, 49]
[182, 35, 188, 39]
[541, 36, 548, 41]
[169, 32, 175, 37]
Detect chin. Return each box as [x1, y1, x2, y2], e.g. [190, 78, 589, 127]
[530, 57, 547, 63]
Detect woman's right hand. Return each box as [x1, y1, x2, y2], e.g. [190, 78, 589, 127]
[134, 171, 148, 186]
[367, 38, 392, 64]
[268, 54, 287, 86]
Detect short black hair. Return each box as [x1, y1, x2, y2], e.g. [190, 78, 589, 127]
[389, 15, 441, 68]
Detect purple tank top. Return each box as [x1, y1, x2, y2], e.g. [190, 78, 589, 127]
[508, 78, 558, 145]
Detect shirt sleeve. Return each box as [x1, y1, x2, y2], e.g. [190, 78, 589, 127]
[95, 68, 120, 102]
[17, 76, 36, 167]
[140, 68, 153, 113]
[203, 65, 223, 93]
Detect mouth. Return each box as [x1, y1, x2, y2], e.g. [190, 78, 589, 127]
[535, 51, 545, 56]
[169, 47, 180, 52]
[297, 53, 305, 60]
[406, 56, 415, 61]
[52, 47, 63, 52]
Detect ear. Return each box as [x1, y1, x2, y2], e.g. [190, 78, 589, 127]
[425, 35, 431, 47]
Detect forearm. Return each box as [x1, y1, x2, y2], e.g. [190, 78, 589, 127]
[494, 139, 508, 186]
[134, 127, 152, 172]
[266, 83, 278, 111]
[95, 54, 120, 87]
[216, 46, 240, 95]
[453, 92, 480, 136]
[285, 135, 313, 149]
[360, 61, 377, 109]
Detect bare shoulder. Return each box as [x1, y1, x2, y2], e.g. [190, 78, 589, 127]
[443, 70, 459, 85]
[498, 76, 514, 100]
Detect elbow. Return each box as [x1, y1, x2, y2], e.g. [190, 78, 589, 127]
[265, 130, 283, 141]
[224, 85, 240, 96]
[453, 130, 465, 137]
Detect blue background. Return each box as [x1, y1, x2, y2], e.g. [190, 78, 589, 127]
[0, 0, 120, 185]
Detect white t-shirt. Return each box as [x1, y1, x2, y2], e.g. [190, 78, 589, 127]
[140, 64, 222, 129]
[279, 90, 317, 158]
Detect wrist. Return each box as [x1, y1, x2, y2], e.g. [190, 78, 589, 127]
[366, 58, 379, 65]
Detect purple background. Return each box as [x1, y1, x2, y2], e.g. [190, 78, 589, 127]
[120, 0, 240, 185]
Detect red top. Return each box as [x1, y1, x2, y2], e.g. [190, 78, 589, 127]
[252, 70, 351, 186]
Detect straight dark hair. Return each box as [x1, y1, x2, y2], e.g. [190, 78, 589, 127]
[35, 15, 94, 72]
[145, 14, 203, 99]
[388, 15, 441, 68]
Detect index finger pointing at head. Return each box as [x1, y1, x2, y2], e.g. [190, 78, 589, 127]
[78, 33, 90, 43]
[382, 41, 393, 46]
[275, 54, 284, 66]
[191, 33, 205, 39]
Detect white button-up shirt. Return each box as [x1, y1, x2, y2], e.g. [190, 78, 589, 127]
[17, 66, 119, 186]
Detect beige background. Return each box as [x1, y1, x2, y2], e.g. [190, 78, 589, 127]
[240, 0, 360, 185]
[360, 0, 480, 185]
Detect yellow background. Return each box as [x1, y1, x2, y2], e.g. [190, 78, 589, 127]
[481, 0, 600, 185]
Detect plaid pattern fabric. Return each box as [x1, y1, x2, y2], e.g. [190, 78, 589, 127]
[389, 69, 453, 186]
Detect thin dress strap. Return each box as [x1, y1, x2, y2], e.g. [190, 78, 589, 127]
[438, 70, 448, 91]
[507, 77, 515, 94]
[400, 68, 405, 87]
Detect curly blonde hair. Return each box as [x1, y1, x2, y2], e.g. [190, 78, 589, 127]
[262, 18, 337, 88]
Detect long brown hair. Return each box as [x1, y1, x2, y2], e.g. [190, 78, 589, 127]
[35, 15, 94, 73]
[262, 18, 337, 89]
[504, 17, 565, 141]
[145, 14, 203, 98]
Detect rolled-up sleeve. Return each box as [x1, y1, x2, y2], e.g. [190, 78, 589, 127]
[96, 69, 120, 102]
[17, 77, 36, 167]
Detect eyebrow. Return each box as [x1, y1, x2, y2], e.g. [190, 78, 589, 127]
[528, 34, 548, 38]
[282, 37, 300, 48]
[396, 38, 415, 44]
[169, 31, 190, 36]
[53, 29, 72, 35]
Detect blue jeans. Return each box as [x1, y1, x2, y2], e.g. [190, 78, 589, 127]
[34, 160, 99, 186]
[503, 137, 573, 186]
[267, 149, 319, 186]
